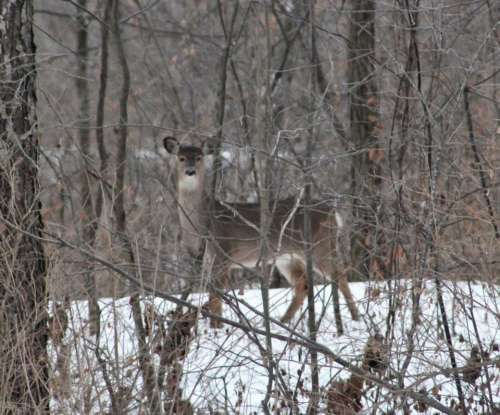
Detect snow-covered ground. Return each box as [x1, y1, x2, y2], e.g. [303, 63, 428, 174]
[50, 280, 499, 414]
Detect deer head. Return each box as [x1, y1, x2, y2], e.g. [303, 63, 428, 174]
[164, 136, 214, 193]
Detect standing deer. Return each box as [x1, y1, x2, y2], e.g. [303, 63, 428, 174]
[164, 136, 359, 328]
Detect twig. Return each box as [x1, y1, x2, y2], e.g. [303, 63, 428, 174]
[435, 272, 467, 415]
[466, 281, 494, 409]
[63, 0, 111, 28]
[463, 85, 499, 239]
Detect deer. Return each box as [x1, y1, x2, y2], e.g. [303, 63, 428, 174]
[164, 136, 359, 329]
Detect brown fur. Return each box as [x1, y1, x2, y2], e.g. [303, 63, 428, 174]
[165, 136, 360, 328]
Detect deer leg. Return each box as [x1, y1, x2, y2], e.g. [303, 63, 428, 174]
[338, 273, 359, 321]
[317, 251, 360, 323]
[277, 259, 307, 323]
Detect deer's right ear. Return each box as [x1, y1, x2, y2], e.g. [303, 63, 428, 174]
[202, 140, 215, 155]
[163, 136, 179, 154]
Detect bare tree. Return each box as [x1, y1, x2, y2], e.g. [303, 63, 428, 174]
[111, 0, 162, 412]
[347, 0, 383, 280]
[0, 0, 49, 412]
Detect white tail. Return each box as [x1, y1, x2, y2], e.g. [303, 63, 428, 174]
[164, 136, 359, 328]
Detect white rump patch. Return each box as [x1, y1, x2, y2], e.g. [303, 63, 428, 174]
[274, 254, 305, 285]
[226, 252, 330, 284]
[227, 253, 306, 286]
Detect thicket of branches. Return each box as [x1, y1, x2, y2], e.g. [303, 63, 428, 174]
[0, 0, 499, 413]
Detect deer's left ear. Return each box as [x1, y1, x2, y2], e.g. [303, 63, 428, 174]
[202, 140, 215, 155]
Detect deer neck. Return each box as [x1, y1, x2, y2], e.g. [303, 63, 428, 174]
[177, 185, 209, 257]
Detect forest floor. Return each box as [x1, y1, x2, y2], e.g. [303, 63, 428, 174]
[49, 280, 499, 414]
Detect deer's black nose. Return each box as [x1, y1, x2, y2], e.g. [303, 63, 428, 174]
[185, 169, 196, 176]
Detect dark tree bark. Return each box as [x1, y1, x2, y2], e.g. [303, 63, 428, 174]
[347, 0, 383, 279]
[74, 0, 102, 338]
[0, 0, 49, 413]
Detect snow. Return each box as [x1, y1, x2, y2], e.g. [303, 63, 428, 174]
[49, 280, 499, 414]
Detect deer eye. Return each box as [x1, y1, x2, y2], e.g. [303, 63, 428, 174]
[179, 156, 186, 162]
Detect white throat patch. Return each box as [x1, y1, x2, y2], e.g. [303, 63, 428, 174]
[178, 175, 200, 192]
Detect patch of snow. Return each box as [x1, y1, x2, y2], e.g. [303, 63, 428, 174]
[49, 281, 500, 414]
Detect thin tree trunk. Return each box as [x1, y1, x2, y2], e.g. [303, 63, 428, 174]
[74, 1, 120, 411]
[435, 273, 466, 414]
[111, 1, 162, 413]
[257, 4, 274, 413]
[387, 5, 422, 411]
[75, 0, 102, 339]
[347, 0, 383, 280]
[305, 2, 319, 413]
[0, 1, 49, 412]
[463, 86, 499, 239]
[95, 0, 111, 192]
[206, 1, 240, 322]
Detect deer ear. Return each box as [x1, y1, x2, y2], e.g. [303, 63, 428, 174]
[202, 140, 215, 155]
[163, 136, 179, 154]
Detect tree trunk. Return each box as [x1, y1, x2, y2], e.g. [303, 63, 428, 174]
[347, 0, 383, 280]
[0, 1, 49, 413]
[111, 1, 162, 413]
[74, 0, 102, 338]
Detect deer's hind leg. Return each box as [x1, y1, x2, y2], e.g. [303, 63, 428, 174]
[316, 247, 360, 322]
[275, 255, 307, 323]
[338, 272, 359, 321]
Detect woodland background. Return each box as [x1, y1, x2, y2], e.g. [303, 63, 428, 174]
[0, 0, 499, 413]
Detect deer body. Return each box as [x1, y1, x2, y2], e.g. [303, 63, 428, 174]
[165, 137, 359, 328]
